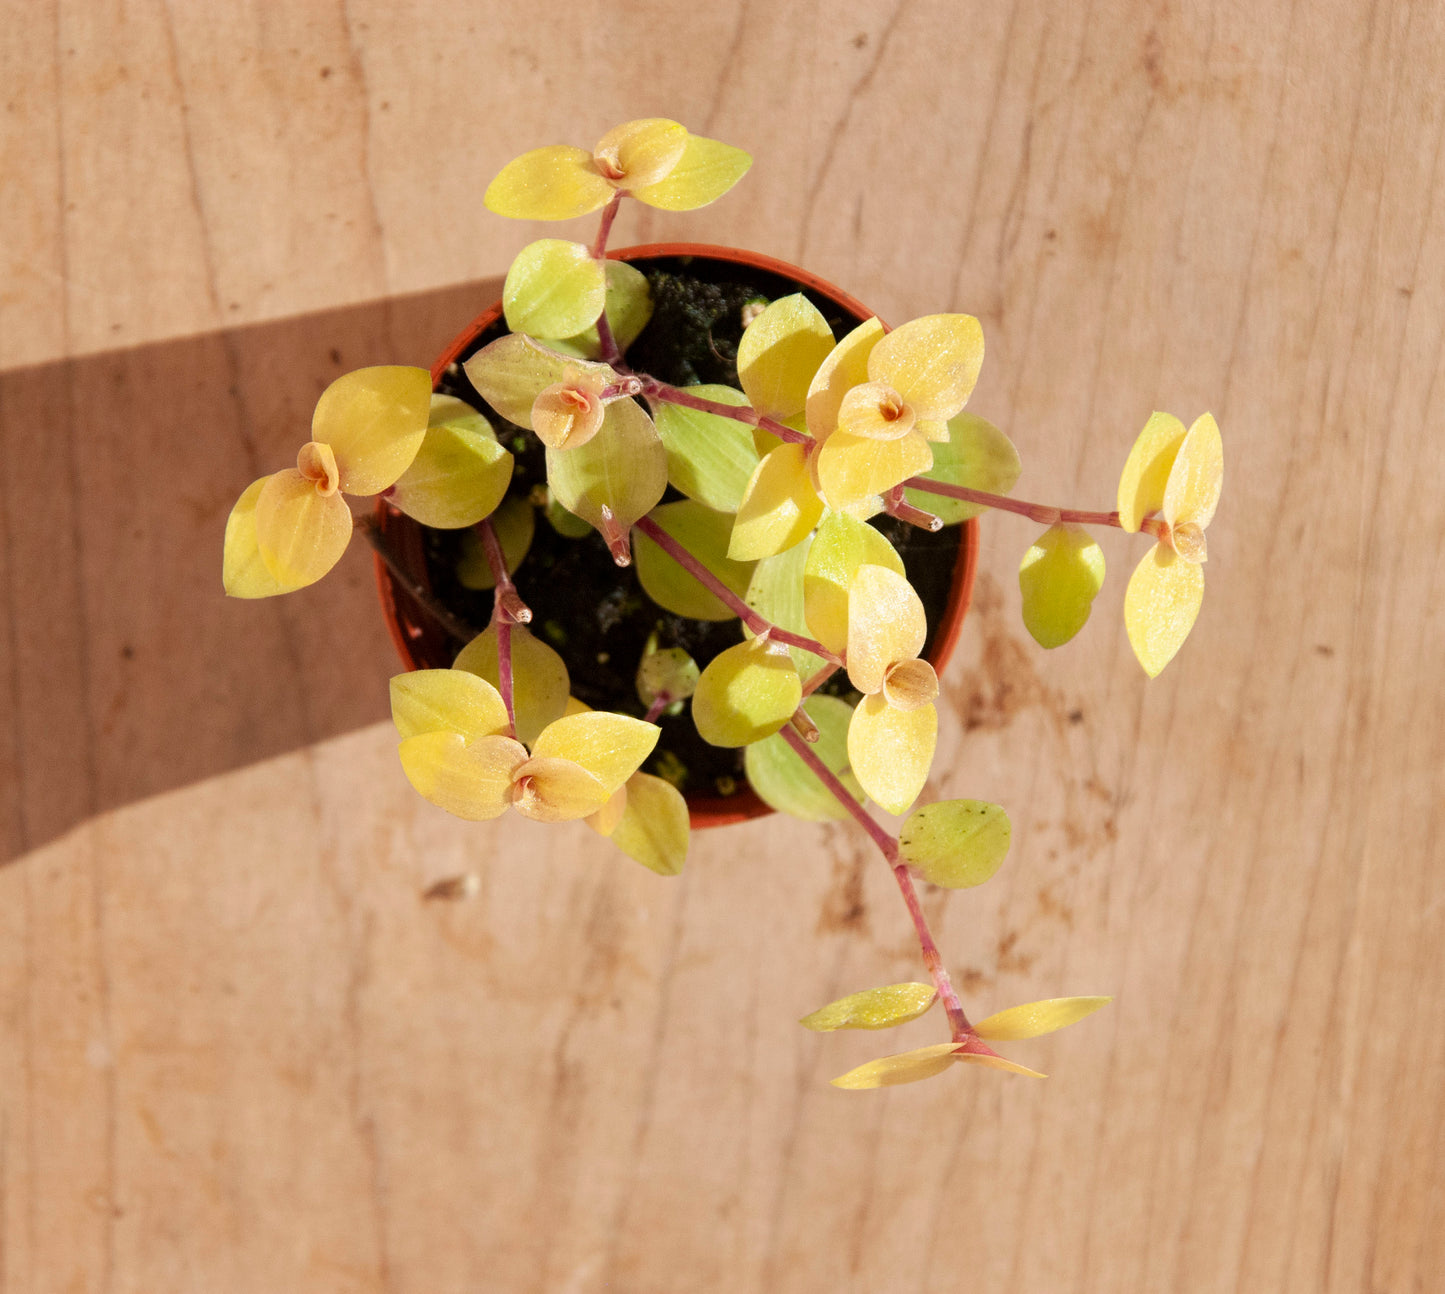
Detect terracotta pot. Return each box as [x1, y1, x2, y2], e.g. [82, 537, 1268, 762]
[375, 243, 979, 828]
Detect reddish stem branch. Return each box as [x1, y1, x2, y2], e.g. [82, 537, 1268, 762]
[883, 484, 942, 531]
[778, 725, 971, 1039]
[633, 515, 842, 665]
[476, 519, 532, 625]
[901, 477, 1175, 540]
[801, 662, 839, 698]
[477, 517, 529, 738]
[355, 512, 481, 644]
[590, 192, 622, 260]
[640, 379, 812, 446]
[643, 695, 672, 724]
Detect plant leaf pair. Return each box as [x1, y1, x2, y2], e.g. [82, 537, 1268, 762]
[223, 366, 432, 598]
[485, 118, 751, 221]
[1117, 413, 1223, 675]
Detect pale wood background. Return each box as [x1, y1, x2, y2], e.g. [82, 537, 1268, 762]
[2, 2, 1442, 1291]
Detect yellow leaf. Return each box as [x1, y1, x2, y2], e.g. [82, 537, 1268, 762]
[453, 624, 570, 746]
[502, 239, 608, 341]
[484, 144, 614, 220]
[1018, 523, 1106, 649]
[829, 1042, 962, 1089]
[1124, 544, 1205, 677]
[728, 443, 825, 560]
[397, 730, 526, 821]
[587, 783, 628, 837]
[387, 398, 513, 530]
[847, 694, 936, 816]
[628, 133, 752, 211]
[508, 755, 611, 823]
[311, 366, 431, 496]
[530, 710, 659, 794]
[592, 118, 689, 190]
[1163, 412, 1223, 529]
[815, 428, 933, 513]
[736, 294, 836, 422]
[1116, 411, 1185, 533]
[222, 477, 309, 598]
[692, 636, 801, 747]
[607, 772, 690, 876]
[868, 315, 984, 421]
[806, 317, 886, 441]
[389, 669, 510, 743]
[953, 1052, 1046, 1078]
[974, 996, 1113, 1041]
[802, 511, 904, 655]
[800, 983, 937, 1032]
[846, 564, 927, 695]
[253, 468, 353, 589]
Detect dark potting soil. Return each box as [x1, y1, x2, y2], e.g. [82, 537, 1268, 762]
[420, 254, 963, 803]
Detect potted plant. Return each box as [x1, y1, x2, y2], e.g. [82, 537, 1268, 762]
[222, 118, 1223, 1090]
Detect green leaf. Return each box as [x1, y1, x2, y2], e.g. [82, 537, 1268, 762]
[546, 397, 668, 555]
[692, 636, 801, 747]
[743, 535, 824, 678]
[897, 799, 1011, 888]
[743, 694, 861, 821]
[546, 260, 654, 360]
[543, 488, 594, 538]
[903, 411, 1021, 524]
[502, 239, 608, 341]
[1018, 523, 1105, 649]
[652, 384, 760, 513]
[455, 495, 536, 590]
[633, 500, 754, 620]
[636, 641, 700, 707]
[800, 983, 937, 1031]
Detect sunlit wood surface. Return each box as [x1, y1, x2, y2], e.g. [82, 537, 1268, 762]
[2, 2, 1442, 1290]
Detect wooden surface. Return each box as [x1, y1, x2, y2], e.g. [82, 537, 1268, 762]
[2, 2, 1442, 1291]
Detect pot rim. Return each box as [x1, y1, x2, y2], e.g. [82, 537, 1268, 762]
[376, 242, 979, 829]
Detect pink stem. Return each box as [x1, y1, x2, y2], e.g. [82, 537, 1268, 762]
[640, 379, 812, 446]
[633, 515, 842, 665]
[476, 518, 531, 624]
[477, 517, 527, 739]
[589, 194, 624, 363]
[591, 192, 622, 260]
[778, 724, 971, 1039]
[643, 695, 671, 723]
[901, 477, 1171, 536]
[883, 484, 942, 531]
[801, 662, 839, 697]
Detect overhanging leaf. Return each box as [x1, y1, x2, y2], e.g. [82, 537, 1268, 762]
[800, 983, 937, 1032]
[974, 996, 1113, 1041]
[633, 500, 754, 620]
[652, 383, 760, 512]
[1018, 523, 1106, 649]
[743, 694, 862, 821]
[897, 799, 1011, 888]
[692, 636, 801, 747]
[502, 239, 608, 340]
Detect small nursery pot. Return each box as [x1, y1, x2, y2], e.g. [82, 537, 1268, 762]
[374, 243, 980, 829]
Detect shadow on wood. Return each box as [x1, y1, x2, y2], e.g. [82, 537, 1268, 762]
[0, 277, 504, 864]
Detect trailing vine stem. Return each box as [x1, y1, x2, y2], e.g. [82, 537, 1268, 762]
[632, 514, 843, 666]
[778, 724, 972, 1041]
[477, 516, 526, 739]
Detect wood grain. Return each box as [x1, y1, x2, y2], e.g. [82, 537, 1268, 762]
[2, 1, 1442, 1290]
